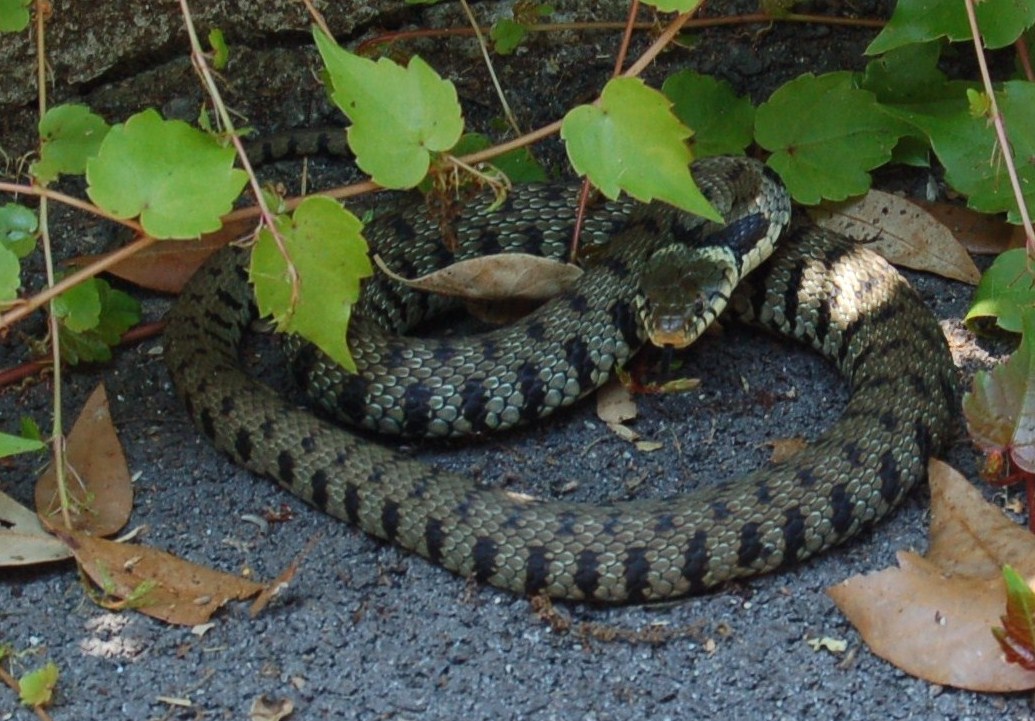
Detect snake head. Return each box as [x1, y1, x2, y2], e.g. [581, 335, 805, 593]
[639, 245, 737, 349]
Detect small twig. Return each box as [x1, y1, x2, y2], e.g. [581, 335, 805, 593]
[178, 0, 300, 307]
[459, 0, 523, 136]
[962, 0, 1035, 258]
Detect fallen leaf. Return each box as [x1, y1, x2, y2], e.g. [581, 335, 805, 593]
[250, 695, 294, 721]
[809, 190, 981, 284]
[596, 378, 638, 425]
[374, 252, 582, 302]
[828, 460, 1035, 691]
[806, 636, 847, 653]
[50, 528, 265, 626]
[912, 199, 1027, 256]
[0, 490, 72, 566]
[35, 384, 133, 537]
[71, 215, 254, 293]
[768, 437, 808, 464]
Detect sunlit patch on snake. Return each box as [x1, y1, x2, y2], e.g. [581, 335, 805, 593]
[163, 156, 958, 603]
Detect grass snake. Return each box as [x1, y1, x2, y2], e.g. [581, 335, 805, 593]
[164, 156, 958, 603]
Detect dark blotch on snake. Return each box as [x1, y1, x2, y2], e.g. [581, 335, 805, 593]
[623, 547, 651, 602]
[424, 518, 445, 564]
[736, 521, 763, 567]
[574, 549, 601, 598]
[310, 469, 329, 510]
[402, 384, 434, 436]
[524, 546, 550, 595]
[234, 428, 253, 463]
[277, 450, 295, 484]
[781, 507, 807, 564]
[878, 450, 902, 504]
[472, 537, 499, 582]
[381, 501, 400, 541]
[830, 483, 854, 536]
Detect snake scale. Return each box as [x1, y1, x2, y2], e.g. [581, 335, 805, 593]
[164, 156, 958, 603]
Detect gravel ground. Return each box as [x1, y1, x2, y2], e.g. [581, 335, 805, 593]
[2, 2, 1032, 720]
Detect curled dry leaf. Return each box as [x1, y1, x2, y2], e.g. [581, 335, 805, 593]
[828, 460, 1035, 692]
[50, 527, 265, 626]
[596, 377, 641, 442]
[0, 490, 72, 566]
[808, 190, 981, 284]
[374, 252, 583, 302]
[250, 695, 294, 721]
[35, 383, 133, 537]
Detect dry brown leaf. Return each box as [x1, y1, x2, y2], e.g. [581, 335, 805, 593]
[912, 199, 1027, 256]
[51, 527, 265, 626]
[374, 252, 583, 302]
[0, 490, 73, 566]
[828, 460, 1035, 691]
[596, 378, 638, 425]
[250, 695, 294, 721]
[768, 437, 808, 464]
[808, 190, 981, 284]
[71, 215, 253, 293]
[35, 384, 132, 537]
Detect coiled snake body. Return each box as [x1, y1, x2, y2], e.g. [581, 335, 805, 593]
[164, 157, 957, 603]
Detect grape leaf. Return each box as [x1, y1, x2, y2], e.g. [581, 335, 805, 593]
[0, 431, 45, 458]
[251, 196, 372, 373]
[314, 28, 464, 189]
[562, 76, 720, 221]
[86, 109, 248, 238]
[867, 0, 1035, 54]
[0, 202, 38, 258]
[0, 244, 18, 301]
[662, 70, 755, 158]
[53, 277, 101, 333]
[994, 565, 1035, 671]
[755, 72, 905, 204]
[966, 248, 1035, 333]
[0, 0, 30, 32]
[18, 662, 58, 707]
[57, 279, 141, 364]
[31, 104, 111, 185]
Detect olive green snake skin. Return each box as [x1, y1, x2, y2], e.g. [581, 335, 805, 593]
[164, 156, 957, 603]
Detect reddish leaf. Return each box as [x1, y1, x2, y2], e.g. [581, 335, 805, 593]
[993, 566, 1035, 671]
[963, 314, 1035, 474]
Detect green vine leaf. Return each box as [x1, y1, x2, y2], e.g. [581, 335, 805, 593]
[0, 0, 30, 32]
[0, 245, 18, 301]
[966, 248, 1035, 334]
[883, 80, 1035, 221]
[85, 109, 248, 238]
[56, 278, 141, 364]
[31, 104, 111, 185]
[662, 70, 755, 158]
[0, 430, 45, 459]
[0, 202, 38, 258]
[755, 72, 904, 204]
[314, 27, 464, 189]
[993, 565, 1035, 671]
[867, 0, 1035, 54]
[643, 0, 705, 12]
[562, 76, 721, 221]
[18, 661, 59, 707]
[251, 196, 373, 373]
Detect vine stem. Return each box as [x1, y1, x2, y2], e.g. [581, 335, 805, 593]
[962, 0, 1035, 257]
[177, 0, 302, 309]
